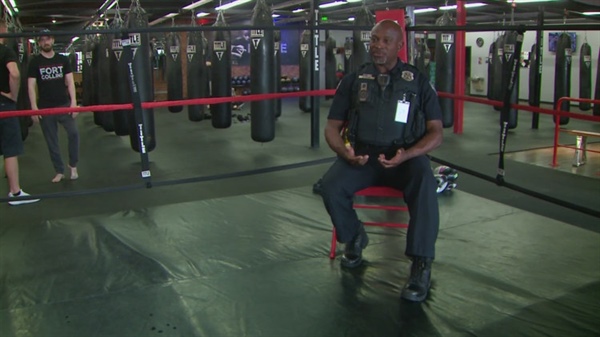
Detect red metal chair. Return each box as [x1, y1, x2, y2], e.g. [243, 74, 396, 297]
[329, 186, 409, 259]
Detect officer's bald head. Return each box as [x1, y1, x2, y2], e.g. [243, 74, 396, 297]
[370, 20, 404, 68]
[372, 20, 404, 45]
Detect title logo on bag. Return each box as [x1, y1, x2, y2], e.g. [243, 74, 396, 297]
[214, 41, 226, 61]
[442, 34, 454, 53]
[187, 45, 196, 62]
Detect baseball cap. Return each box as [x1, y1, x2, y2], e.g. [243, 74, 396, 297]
[37, 28, 53, 41]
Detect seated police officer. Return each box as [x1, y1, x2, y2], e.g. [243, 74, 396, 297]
[319, 20, 443, 302]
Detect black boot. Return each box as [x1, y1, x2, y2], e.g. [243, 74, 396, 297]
[341, 225, 369, 269]
[401, 257, 433, 302]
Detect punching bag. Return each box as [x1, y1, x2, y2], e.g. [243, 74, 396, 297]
[96, 31, 115, 132]
[344, 37, 352, 76]
[274, 30, 282, 118]
[210, 11, 232, 128]
[487, 41, 496, 100]
[352, 7, 373, 72]
[594, 49, 600, 116]
[166, 32, 183, 112]
[434, 12, 455, 128]
[187, 27, 208, 121]
[325, 31, 337, 96]
[82, 35, 98, 125]
[579, 42, 592, 111]
[500, 31, 519, 129]
[250, 0, 275, 143]
[126, 0, 156, 152]
[415, 37, 431, 79]
[110, 16, 130, 136]
[491, 34, 505, 111]
[553, 33, 572, 125]
[528, 43, 542, 107]
[298, 29, 311, 112]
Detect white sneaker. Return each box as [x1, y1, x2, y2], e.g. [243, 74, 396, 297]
[8, 190, 40, 206]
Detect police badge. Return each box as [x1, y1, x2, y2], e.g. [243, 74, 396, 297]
[401, 70, 414, 81]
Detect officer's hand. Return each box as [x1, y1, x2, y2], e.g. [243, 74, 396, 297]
[378, 148, 407, 168]
[344, 144, 369, 166]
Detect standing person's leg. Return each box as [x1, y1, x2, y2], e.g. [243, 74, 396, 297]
[58, 113, 79, 179]
[39, 114, 65, 182]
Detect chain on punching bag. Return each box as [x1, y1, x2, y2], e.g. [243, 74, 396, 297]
[500, 31, 519, 129]
[579, 42, 592, 111]
[96, 29, 115, 132]
[553, 33, 572, 125]
[187, 21, 208, 121]
[126, 0, 156, 152]
[82, 34, 99, 125]
[299, 29, 311, 112]
[274, 30, 282, 118]
[211, 11, 232, 128]
[415, 37, 430, 79]
[491, 34, 505, 111]
[166, 30, 183, 113]
[250, 0, 275, 143]
[325, 31, 337, 96]
[352, 7, 373, 72]
[110, 14, 130, 136]
[343, 37, 352, 76]
[434, 12, 455, 128]
[594, 49, 600, 116]
[487, 41, 496, 100]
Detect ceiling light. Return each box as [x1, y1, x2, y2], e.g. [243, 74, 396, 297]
[465, 3, 487, 8]
[440, 5, 457, 10]
[165, 13, 178, 18]
[272, 14, 280, 18]
[348, 17, 355, 21]
[196, 12, 209, 17]
[215, 0, 252, 11]
[507, 0, 555, 3]
[582, 12, 600, 15]
[292, 8, 304, 13]
[183, 0, 212, 11]
[414, 8, 437, 14]
[52, 19, 57, 24]
[346, 0, 362, 2]
[71, 37, 80, 42]
[319, 1, 347, 9]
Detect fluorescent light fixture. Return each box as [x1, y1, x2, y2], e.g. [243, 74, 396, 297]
[71, 36, 80, 42]
[414, 7, 437, 14]
[319, 1, 346, 9]
[440, 5, 457, 10]
[292, 8, 304, 13]
[507, 0, 554, 3]
[52, 19, 57, 23]
[215, 0, 252, 11]
[196, 12, 209, 17]
[346, 0, 362, 2]
[583, 11, 600, 15]
[272, 14, 280, 18]
[348, 17, 355, 21]
[183, 0, 212, 11]
[466, 2, 487, 8]
[165, 13, 178, 18]
[28, 39, 35, 44]
[8, 0, 15, 6]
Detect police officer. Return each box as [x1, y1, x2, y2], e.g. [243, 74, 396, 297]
[320, 20, 443, 302]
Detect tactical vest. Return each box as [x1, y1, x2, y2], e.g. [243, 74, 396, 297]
[349, 62, 426, 148]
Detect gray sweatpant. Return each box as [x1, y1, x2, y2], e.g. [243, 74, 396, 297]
[40, 113, 79, 174]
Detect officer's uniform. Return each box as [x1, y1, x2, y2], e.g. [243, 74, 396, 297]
[321, 59, 442, 259]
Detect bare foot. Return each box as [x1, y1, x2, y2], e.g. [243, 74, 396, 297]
[52, 173, 64, 183]
[70, 166, 79, 180]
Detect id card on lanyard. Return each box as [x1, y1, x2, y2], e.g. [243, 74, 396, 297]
[395, 94, 410, 123]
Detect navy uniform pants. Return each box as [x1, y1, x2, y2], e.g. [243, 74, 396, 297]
[320, 154, 439, 259]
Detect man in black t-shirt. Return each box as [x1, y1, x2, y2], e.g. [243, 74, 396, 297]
[28, 29, 79, 183]
[0, 21, 39, 205]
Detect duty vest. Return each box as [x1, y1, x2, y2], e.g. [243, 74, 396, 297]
[349, 62, 426, 148]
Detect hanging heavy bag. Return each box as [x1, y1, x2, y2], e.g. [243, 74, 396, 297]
[415, 38, 430, 79]
[211, 12, 232, 128]
[352, 7, 373, 72]
[166, 31, 183, 113]
[274, 30, 282, 118]
[325, 31, 337, 97]
[487, 41, 496, 101]
[500, 31, 519, 129]
[187, 28, 207, 121]
[343, 37, 352, 76]
[298, 29, 311, 112]
[110, 16, 130, 136]
[434, 12, 455, 128]
[96, 31, 115, 132]
[579, 42, 592, 111]
[528, 43, 542, 107]
[553, 33, 572, 125]
[82, 35, 99, 125]
[125, 1, 156, 152]
[491, 34, 505, 111]
[250, 0, 275, 143]
[594, 49, 600, 116]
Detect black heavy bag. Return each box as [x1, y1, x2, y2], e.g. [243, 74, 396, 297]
[250, 0, 275, 143]
[343, 37, 352, 75]
[491, 34, 505, 110]
[187, 28, 208, 121]
[500, 31, 519, 129]
[528, 43, 542, 107]
[415, 37, 431, 79]
[579, 42, 592, 111]
[210, 12, 232, 128]
[325, 31, 337, 94]
[274, 30, 282, 118]
[595, 49, 600, 116]
[91, 37, 104, 127]
[352, 7, 373, 72]
[487, 41, 496, 100]
[110, 16, 130, 136]
[434, 12, 455, 128]
[96, 31, 115, 132]
[82, 35, 99, 125]
[126, 1, 156, 152]
[166, 32, 183, 112]
[298, 29, 311, 112]
[553, 33, 572, 125]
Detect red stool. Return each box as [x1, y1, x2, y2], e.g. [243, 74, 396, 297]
[329, 186, 409, 259]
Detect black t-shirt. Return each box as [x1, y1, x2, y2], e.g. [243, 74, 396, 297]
[0, 44, 18, 96]
[27, 53, 72, 108]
